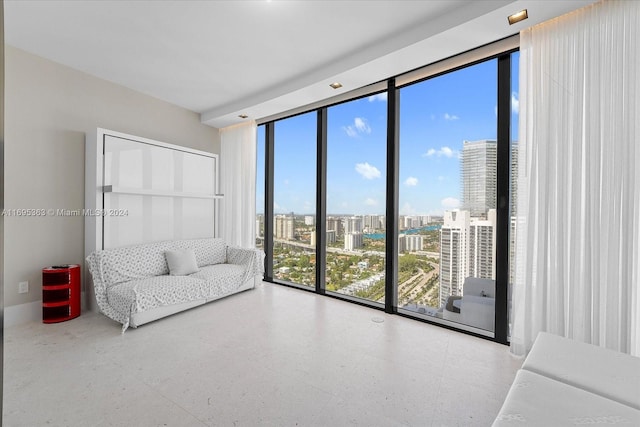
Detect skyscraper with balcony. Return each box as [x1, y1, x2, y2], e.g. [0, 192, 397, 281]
[461, 139, 497, 217]
[439, 209, 497, 306]
[439, 210, 470, 306]
[469, 209, 497, 279]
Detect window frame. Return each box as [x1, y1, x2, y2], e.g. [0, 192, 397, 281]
[260, 37, 519, 345]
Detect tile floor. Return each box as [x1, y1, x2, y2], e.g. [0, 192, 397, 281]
[3, 282, 522, 426]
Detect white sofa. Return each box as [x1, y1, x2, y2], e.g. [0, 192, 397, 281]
[442, 277, 495, 331]
[86, 238, 264, 332]
[493, 332, 640, 425]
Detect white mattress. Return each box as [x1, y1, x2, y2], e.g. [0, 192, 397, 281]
[493, 370, 640, 426]
[522, 332, 640, 410]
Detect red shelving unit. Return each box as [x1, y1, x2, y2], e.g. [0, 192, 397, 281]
[42, 264, 81, 323]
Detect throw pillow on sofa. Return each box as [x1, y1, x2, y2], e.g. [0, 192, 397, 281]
[165, 249, 200, 276]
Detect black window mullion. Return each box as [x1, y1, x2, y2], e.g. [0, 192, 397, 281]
[264, 122, 275, 281]
[316, 108, 327, 295]
[495, 54, 511, 344]
[385, 79, 399, 313]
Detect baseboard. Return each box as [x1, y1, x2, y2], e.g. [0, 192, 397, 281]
[4, 300, 42, 327]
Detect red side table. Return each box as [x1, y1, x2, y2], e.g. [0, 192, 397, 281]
[42, 264, 81, 323]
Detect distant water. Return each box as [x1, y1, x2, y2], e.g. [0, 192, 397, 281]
[365, 224, 441, 240]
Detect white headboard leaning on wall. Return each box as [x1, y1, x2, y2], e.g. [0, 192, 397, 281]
[84, 128, 222, 309]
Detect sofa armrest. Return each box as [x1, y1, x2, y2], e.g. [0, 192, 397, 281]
[226, 246, 265, 277]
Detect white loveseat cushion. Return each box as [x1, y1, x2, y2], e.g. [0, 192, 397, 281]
[190, 264, 247, 295]
[521, 332, 640, 410]
[493, 370, 640, 426]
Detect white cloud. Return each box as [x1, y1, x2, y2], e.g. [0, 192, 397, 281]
[400, 202, 417, 215]
[494, 94, 519, 116]
[354, 117, 371, 133]
[368, 93, 387, 102]
[440, 146, 455, 157]
[355, 162, 381, 179]
[344, 126, 358, 138]
[404, 177, 418, 186]
[343, 117, 371, 138]
[364, 198, 378, 206]
[444, 113, 459, 121]
[424, 146, 458, 158]
[441, 197, 461, 209]
[437, 175, 446, 181]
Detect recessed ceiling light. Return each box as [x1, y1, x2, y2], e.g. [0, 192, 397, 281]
[508, 9, 528, 25]
[329, 82, 343, 89]
[238, 114, 249, 119]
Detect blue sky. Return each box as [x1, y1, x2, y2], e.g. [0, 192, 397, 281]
[257, 52, 519, 216]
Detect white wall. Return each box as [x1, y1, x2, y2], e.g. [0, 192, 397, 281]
[4, 46, 220, 322]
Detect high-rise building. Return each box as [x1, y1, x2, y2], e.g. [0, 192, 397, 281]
[311, 230, 336, 246]
[405, 234, 423, 252]
[461, 139, 497, 217]
[439, 209, 497, 306]
[362, 215, 381, 231]
[326, 217, 344, 237]
[304, 216, 315, 226]
[403, 216, 420, 229]
[275, 214, 294, 240]
[344, 232, 364, 251]
[398, 234, 406, 253]
[399, 234, 423, 252]
[510, 141, 519, 217]
[399, 215, 406, 230]
[469, 209, 496, 279]
[439, 210, 470, 306]
[343, 216, 363, 234]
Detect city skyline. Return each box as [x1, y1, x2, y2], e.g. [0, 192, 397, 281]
[256, 53, 519, 217]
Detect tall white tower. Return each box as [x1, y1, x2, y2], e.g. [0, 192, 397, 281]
[461, 139, 497, 217]
[439, 210, 470, 306]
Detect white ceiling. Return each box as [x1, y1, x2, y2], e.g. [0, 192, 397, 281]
[5, 0, 597, 129]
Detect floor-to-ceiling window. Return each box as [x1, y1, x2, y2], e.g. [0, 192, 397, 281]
[398, 59, 498, 332]
[272, 113, 317, 288]
[260, 40, 518, 342]
[325, 96, 387, 304]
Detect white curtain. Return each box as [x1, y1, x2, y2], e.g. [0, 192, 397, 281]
[511, 0, 640, 357]
[219, 121, 258, 248]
